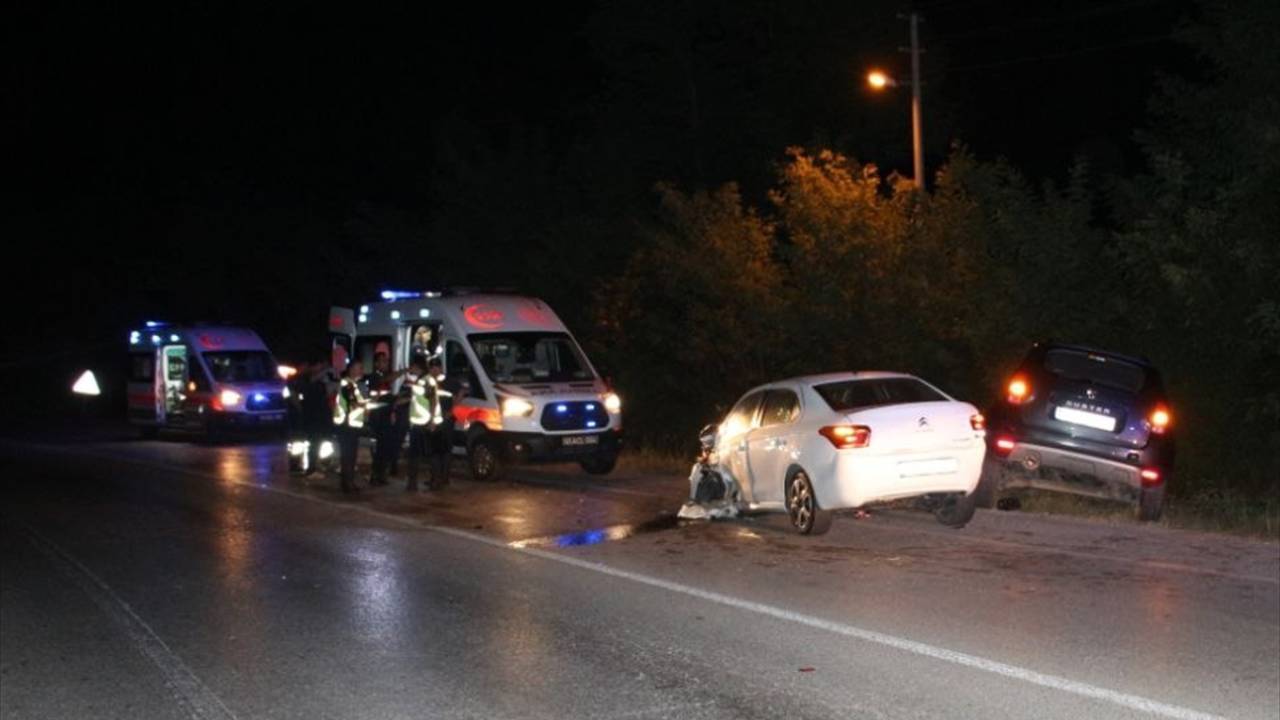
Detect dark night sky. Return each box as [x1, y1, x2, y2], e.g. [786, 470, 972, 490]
[9, 0, 1198, 360]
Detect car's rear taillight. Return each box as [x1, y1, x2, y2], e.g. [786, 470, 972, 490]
[819, 425, 871, 449]
[994, 436, 1016, 456]
[1006, 376, 1030, 405]
[1149, 407, 1171, 435]
[970, 413, 986, 431]
[1140, 467, 1162, 486]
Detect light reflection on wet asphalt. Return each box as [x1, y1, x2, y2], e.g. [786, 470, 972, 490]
[2, 434, 1278, 720]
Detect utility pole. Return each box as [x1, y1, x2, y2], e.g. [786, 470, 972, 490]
[908, 12, 924, 190]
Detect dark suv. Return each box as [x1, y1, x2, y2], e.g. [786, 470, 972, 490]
[978, 342, 1174, 521]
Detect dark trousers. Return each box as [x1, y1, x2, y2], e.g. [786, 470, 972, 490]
[387, 412, 410, 475]
[370, 418, 393, 484]
[430, 421, 454, 487]
[337, 426, 360, 491]
[406, 425, 430, 489]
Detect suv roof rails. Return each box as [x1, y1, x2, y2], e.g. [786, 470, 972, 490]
[1040, 340, 1152, 366]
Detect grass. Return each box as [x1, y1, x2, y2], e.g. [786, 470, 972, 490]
[617, 447, 1280, 541]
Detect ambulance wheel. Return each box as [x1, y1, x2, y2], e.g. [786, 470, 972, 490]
[469, 437, 504, 482]
[579, 453, 617, 475]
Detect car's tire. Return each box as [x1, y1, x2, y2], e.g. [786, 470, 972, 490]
[934, 491, 978, 528]
[1137, 483, 1165, 522]
[973, 456, 1003, 509]
[579, 453, 618, 475]
[786, 469, 832, 536]
[468, 437, 504, 482]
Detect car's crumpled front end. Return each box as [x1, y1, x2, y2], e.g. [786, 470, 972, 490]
[678, 423, 741, 520]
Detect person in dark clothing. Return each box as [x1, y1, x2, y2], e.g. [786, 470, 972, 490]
[429, 357, 464, 489]
[367, 351, 397, 487]
[300, 359, 336, 475]
[334, 360, 369, 494]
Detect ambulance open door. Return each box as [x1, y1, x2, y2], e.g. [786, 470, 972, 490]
[328, 307, 356, 372]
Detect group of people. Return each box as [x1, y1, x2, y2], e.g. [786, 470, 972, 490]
[288, 351, 460, 495]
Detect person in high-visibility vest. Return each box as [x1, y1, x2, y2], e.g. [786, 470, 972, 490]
[427, 357, 461, 489]
[333, 360, 369, 494]
[404, 357, 445, 492]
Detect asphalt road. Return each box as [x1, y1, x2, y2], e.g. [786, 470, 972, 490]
[1, 430, 1277, 720]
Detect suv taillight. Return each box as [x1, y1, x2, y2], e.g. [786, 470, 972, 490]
[994, 436, 1016, 456]
[820, 425, 871, 449]
[1149, 407, 1171, 435]
[1006, 376, 1030, 405]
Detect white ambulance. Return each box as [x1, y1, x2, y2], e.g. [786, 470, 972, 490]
[328, 291, 623, 479]
[127, 323, 288, 437]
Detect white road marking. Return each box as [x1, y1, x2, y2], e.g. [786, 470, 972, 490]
[31, 444, 1232, 720]
[15, 522, 240, 720]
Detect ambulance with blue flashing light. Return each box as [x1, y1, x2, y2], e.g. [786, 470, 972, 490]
[328, 291, 623, 480]
[127, 323, 289, 437]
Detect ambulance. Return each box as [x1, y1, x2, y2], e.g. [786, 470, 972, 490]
[329, 291, 623, 480]
[127, 323, 288, 437]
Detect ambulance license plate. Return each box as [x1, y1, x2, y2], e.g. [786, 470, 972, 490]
[562, 435, 599, 446]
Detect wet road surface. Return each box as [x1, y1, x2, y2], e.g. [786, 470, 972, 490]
[2, 432, 1277, 719]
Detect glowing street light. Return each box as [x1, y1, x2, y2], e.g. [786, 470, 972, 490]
[867, 70, 894, 90]
[866, 12, 926, 190]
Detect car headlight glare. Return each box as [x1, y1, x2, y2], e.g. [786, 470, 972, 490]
[603, 392, 622, 413]
[501, 397, 535, 418]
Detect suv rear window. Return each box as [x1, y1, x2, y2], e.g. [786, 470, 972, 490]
[815, 378, 946, 412]
[1043, 350, 1145, 393]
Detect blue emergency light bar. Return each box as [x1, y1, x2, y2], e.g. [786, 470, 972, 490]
[144, 320, 167, 328]
[380, 290, 421, 300]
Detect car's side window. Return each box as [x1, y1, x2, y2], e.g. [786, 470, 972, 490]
[724, 391, 765, 435]
[759, 389, 800, 427]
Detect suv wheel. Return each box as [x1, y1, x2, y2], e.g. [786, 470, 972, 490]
[973, 456, 1004, 509]
[1137, 483, 1165, 522]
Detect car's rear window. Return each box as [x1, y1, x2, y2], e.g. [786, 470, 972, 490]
[814, 378, 947, 412]
[1043, 350, 1146, 393]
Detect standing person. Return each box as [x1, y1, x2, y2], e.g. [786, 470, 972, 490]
[300, 359, 335, 475]
[403, 357, 439, 492]
[333, 360, 369, 494]
[387, 366, 413, 478]
[366, 351, 397, 487]
[428, 357, 462, 490]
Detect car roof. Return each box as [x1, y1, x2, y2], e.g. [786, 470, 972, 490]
[748, 371, 917, 393]
[1038, 341, 1154, 368]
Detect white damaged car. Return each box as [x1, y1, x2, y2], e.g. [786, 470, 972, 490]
[684, 372, 988, 534]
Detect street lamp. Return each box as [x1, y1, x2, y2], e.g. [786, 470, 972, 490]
[866, 12, 925, 190]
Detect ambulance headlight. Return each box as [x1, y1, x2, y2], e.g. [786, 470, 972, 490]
[603, 392, 622, 413]
[288, 441, 308, 456]
[500, 396, 535, 418]
[219, 389, 242, 408]
[318, 440, 335, 460]
[282, 386, 291, 399]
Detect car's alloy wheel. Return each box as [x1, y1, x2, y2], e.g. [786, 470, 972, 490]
[787, 470, 832, 535]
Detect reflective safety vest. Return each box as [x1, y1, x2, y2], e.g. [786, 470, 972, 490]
[408, 374, 448, 427]
[333, 377, 368, 428]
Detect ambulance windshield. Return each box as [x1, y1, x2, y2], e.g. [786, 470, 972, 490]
[468, 332, 595, 384]
[203, 351, 277, 383]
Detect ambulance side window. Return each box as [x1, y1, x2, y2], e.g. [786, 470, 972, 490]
[187, 358, 211, 391]
[129, 353, 154, 382]
[445, 340, 486, 401]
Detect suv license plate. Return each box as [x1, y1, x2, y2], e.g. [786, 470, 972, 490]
[1053, 406, 1116, 432]
[562, 435, 600, 446]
